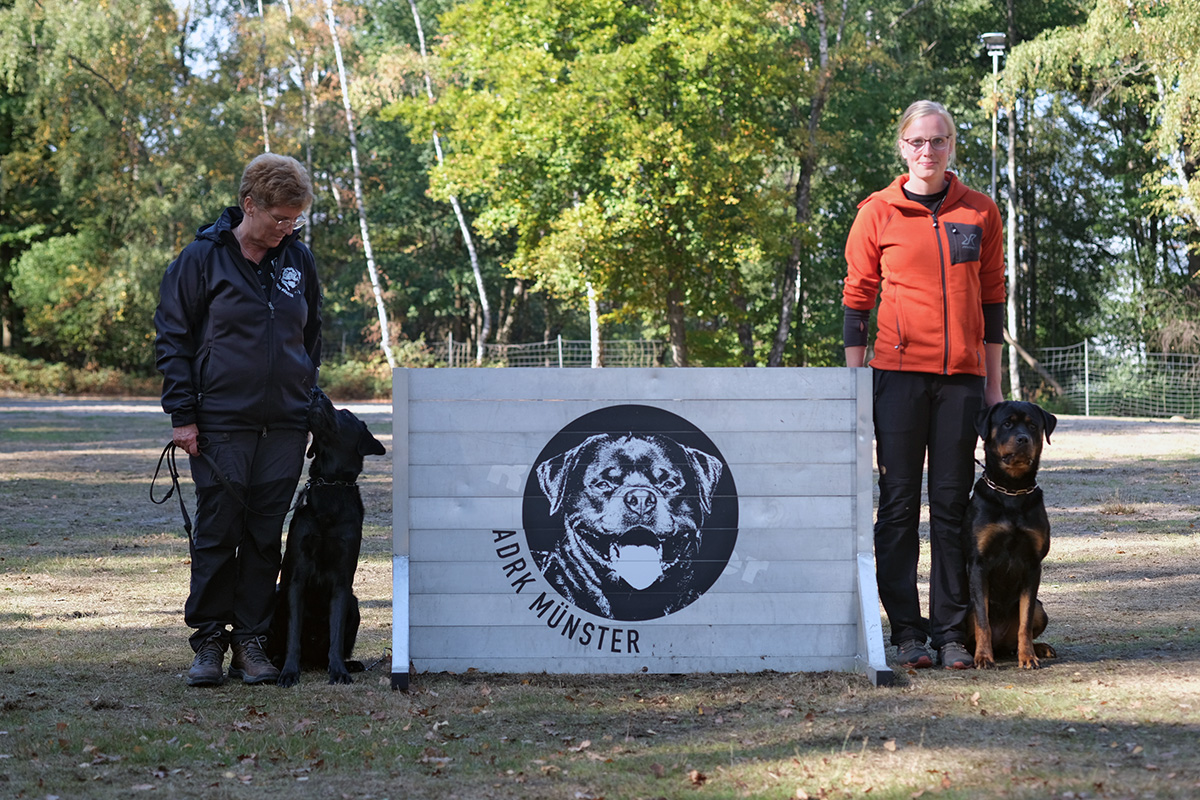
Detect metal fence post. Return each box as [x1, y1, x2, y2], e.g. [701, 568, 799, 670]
[447, 333, 453, 368]
[1084, 339, 1090, 417]
[557, 335, 564, 369]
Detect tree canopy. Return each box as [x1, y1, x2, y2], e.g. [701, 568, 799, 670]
[1, 0, 1198, 379]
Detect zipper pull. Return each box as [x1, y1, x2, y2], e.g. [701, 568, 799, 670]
[931, 211, 939, 229]
[268, 301, 275, 319]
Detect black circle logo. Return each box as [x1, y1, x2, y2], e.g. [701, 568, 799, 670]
[522, 404, 738, 621]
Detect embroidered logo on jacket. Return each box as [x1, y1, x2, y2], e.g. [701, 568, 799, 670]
[277, 266, 302, 297]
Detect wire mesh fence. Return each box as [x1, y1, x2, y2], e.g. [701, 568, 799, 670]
[1021, 340, 1200, 418]
[416, 336, 1196, 418]
[427, 336, 669, 368]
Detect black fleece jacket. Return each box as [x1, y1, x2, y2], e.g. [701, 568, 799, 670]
[154, 206, 322, 433]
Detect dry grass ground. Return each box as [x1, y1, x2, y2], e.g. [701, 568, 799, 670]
[1, 397, 1198, 800]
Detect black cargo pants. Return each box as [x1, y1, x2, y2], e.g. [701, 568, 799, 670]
[872, 369, 983, 650]
[185, 428, 307, 652]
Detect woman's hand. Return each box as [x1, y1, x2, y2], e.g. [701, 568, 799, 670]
[173, 424, 201, 456]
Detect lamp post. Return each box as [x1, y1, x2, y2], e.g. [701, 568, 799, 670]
[981, 32, 1006, 200]
[981, 30, 1020, 399]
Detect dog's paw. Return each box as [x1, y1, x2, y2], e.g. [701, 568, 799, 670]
[277, 671, 301, 688]
[973, 655, 997, 670]
[1017, 652, 1041, 669]
[328, 671, 353, 685]
[1034, 642, 1057, 659]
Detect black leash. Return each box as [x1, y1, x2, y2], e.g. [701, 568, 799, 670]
[151, 442, 308, 544]
[150, 441, 195, 546]
[362, 648, 391, 673]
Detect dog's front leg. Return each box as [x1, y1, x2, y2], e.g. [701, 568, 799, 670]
[278, 581, 305, 688]
[327, 586, 353, 684]
[1017, 566, 1043, 669]
[968, 563, 996, 669]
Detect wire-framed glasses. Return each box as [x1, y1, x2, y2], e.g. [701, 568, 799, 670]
[264, 209, 307, 231]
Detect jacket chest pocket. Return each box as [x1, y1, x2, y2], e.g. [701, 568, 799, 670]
[945, 223, 983, 266]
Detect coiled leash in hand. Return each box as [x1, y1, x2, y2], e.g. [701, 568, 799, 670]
[150, 441, 303, 547]
[151, 442, 195, 546]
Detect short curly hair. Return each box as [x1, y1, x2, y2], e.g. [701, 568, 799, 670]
[896, 100, 957, 168]
[238, 153, 314, 210]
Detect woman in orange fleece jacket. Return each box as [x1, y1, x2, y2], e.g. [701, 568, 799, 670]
[843, 100, 1005, 671]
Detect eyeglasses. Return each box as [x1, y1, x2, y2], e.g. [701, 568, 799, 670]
[901, 136, 952, 152]
[261, 208, 307, 231]
[265, 210, 307, 231]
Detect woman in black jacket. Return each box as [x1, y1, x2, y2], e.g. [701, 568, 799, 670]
[155, 153, 321, 687]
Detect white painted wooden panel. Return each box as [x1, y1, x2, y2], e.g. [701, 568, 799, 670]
[406, 367, 857, 402]
[412, 656, 859, 674]
[393, 367, 891, 684]
[408, 495, 852, 531]
[410, 591, 858, 626]
[409, 399, 855, 434]
[408, 462, 854, 499]
[410, 560, 856, 595]
[407, 431, 856, 466]
[411, 624, 857, 659]
[409, 528, 855, 563]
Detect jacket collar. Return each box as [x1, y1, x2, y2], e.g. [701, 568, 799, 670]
[198, 206, 301, 256]
[861, 172, 967, 212]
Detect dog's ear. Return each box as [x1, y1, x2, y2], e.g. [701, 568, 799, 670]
[682, 445, 723, 515]
[537, 435, 604, 515]
[974, 403, 996, 440]
[1037, 406, 1058, 445]
[358, 425, 386, 457]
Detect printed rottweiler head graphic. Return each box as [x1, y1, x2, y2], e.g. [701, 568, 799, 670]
[524, 405, 738, 621]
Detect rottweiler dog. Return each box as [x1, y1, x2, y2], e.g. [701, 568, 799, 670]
[964, 400, 1058, 669]
[272, 387, 386, 687]
[535, 433, 723, 620]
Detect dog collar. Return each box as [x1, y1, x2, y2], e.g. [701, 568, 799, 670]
[306, 477, 358, 489]
[982, 473, 1039, 496]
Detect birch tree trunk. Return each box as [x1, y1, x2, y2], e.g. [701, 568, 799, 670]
[587, 282, 602, 368]
[768, 0, 842, 366]
[279, 0, 316, 249]
[324, 0, 395, 367]
[408, 0, 491, 365]
[241, 0, 271, 152]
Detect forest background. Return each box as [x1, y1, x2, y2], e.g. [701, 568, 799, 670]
[1, 0, 1199, 392]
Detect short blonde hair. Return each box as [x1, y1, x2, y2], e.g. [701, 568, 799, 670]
[238, 153, 314, 210]
[897, 100, 957, 167]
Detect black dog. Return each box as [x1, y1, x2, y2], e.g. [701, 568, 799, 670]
[964, 400, 1058, 669]
[272, 387, 386, 687]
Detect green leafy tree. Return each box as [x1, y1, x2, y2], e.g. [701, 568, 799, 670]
[395, 0, 794, 365]
[1001, 0, 1200, 353]
[0, 0, 254, 368]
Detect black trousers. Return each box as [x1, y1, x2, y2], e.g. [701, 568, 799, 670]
[184, 428, 307, 651]
[873, 369, 983, 649]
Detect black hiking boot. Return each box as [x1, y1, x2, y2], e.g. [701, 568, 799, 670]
[187, 637, 228, 687]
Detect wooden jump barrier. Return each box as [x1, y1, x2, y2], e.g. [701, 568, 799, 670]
[390, 368, 893, 689]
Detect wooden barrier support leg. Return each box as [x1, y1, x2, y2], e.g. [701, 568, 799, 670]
[391, 554, 410, 691]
